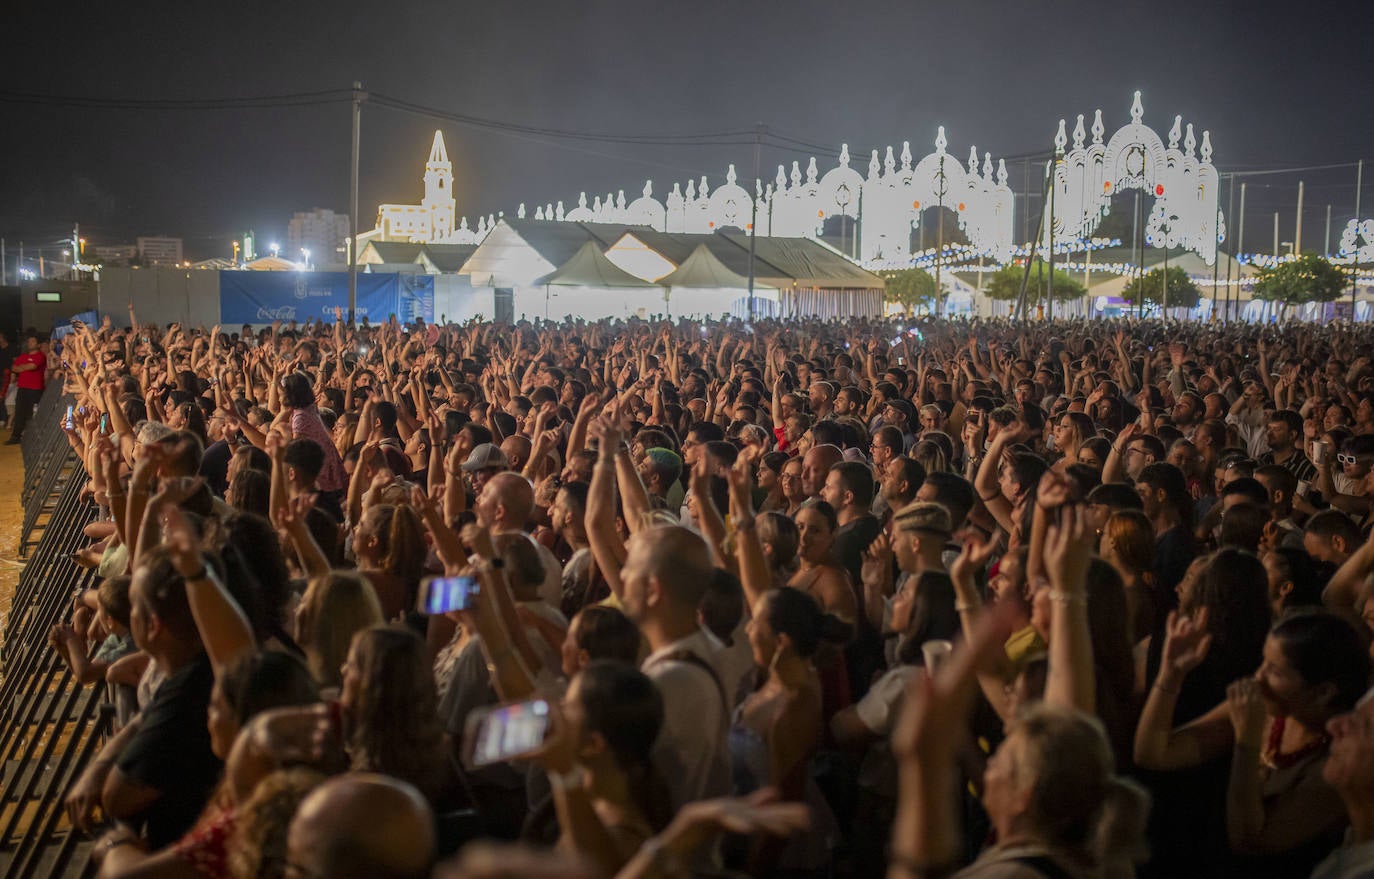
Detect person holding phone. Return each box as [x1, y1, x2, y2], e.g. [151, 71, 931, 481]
[524, 661, 671, 877]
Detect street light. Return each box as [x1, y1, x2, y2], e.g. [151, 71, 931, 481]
[301, 248, 311, 270]
[270, 242, 280, 257]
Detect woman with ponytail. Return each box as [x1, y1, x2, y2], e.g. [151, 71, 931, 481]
[727, 586, 848, 875]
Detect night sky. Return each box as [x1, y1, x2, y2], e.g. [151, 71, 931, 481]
[1, 0, 1369, 262]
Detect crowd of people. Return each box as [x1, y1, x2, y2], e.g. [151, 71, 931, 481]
[20, 302, 1374, 879]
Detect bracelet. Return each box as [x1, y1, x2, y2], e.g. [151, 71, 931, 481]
[1048, 589, 1086, 605]
[184, 565, 209, 581]
[978, 491, 1000, 502]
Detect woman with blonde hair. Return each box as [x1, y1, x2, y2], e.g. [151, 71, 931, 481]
[293, 571, 384, 691]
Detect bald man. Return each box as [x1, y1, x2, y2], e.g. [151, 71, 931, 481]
[474, 471, 562, 608]
[801, 444, 844, 499]
[286, 774, 434, 879]
[621, 525, 731, 811]
[499, 434, 532, 475]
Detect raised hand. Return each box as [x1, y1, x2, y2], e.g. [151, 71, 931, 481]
[1160, 608, 1213, 680]
[1226, 678, 1267, 748]
[1042, 503, 1094, 592]
[949, 533, 996, 587]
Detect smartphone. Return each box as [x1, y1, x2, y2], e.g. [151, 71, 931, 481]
[99, 414, 109, 434]
[417, 576, 480, 614]
[464, 699, 552, 768]
[64, 405, 75, 430]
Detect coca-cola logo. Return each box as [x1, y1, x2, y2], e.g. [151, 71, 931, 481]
[256, 306, 297, 320]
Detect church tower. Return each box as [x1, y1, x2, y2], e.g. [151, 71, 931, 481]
[422, 130, 456, 240]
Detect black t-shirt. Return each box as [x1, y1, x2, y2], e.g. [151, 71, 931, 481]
[199, 439, 233, 499]
[1153, 524, 1196, 614]
[115, 652, 222, 849]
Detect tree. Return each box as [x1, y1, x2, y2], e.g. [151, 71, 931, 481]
[981, 260, 1085, 304]
[1120, 266, 1201, 310]
[1253, 253, 1347, 309]
[883, 268, 937, 316]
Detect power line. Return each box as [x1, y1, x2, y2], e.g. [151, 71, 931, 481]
[0, 88, 353, 110]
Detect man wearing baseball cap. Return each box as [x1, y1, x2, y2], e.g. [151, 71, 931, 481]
[461, 443, 510, 495]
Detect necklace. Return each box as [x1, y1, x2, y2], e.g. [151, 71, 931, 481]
[1262, 716, 1330, 771]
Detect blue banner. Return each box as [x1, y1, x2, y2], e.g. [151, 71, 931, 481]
[218, 272, 406, 325]
[398, 274, 435, 324]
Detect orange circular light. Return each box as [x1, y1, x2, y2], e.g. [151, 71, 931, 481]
[1104, 181, 1112, 192]
[817, 210, 825, 218]
[746, 223, 753, 230]
[957, 202, 966, 211]
[912, 200, 921, 209]
[1155, 184, 1165, 196]
[708, 221, 715, 228]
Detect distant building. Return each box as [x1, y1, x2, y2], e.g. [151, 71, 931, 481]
[93, 244, 138, 266]
[287, 208, 350, 266]
[365, 131, 465, 245]
[136, 236, 183, 266]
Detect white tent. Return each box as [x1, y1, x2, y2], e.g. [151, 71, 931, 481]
[532, 241, 665, 320]
[656, 244, 778, 318]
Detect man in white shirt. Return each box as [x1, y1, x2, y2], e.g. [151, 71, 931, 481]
[619, 524, 731, 811]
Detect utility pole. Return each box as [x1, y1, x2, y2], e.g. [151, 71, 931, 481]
[747, 122, 764, 322]
[1273, 212, 1280, 261]
[1047, 151, 1058, 323]
[1295, 180, 1305, 254]
[935, 150, 945, 317]
[1237, 182, 1247, 322]
[348, 81, 365, 323]
[1, 239, 5, 285]
[1326, 204, 1333, 256]
[1353, 159, 1363, 318]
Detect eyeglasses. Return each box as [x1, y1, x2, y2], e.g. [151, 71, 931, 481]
[1338, 454, 1374, 465]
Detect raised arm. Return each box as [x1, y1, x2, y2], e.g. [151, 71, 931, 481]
[585, 418, 627, 601]
[1041, 504, 1095, 714]
[162, 500, 255, 674]
[1132, 608, 1234, 770]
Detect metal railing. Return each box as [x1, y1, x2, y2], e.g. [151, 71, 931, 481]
[1, 400, 105, 877]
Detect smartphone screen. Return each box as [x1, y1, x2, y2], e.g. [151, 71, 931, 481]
[99, 414, 109, 434]
[466, 700, 551, 767]
[64, 405, 75, 430]
[417, 576, 480, 614]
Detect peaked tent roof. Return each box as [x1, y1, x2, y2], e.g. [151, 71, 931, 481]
[535, 241, 662, 288]
[418, 243, 479, 273]
[718, 233, 884, 288]
[657, 243, 776, 290]
[361, 241, 426, 264]
[495, 219, 651, 268]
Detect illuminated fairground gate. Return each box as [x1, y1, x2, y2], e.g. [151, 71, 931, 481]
[432, 92, 1225, 273]
[1049, 90, 1223, 267]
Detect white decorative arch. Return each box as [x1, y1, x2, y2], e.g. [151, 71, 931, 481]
[564, 192, 595, 223]
[625, 181, 667, 230]
[816, 145, 865, 221]
[1053, 91, 1223, 265]
[705, 165, 753, 231]
[1340, 219, 1374, 263]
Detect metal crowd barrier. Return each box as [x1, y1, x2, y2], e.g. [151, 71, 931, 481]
[21, 386, 71, 511]
[1, 408, 105, 877]
[20, 388, 80, 558]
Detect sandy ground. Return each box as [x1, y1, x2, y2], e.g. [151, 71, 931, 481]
[0, 439, 26, 629]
